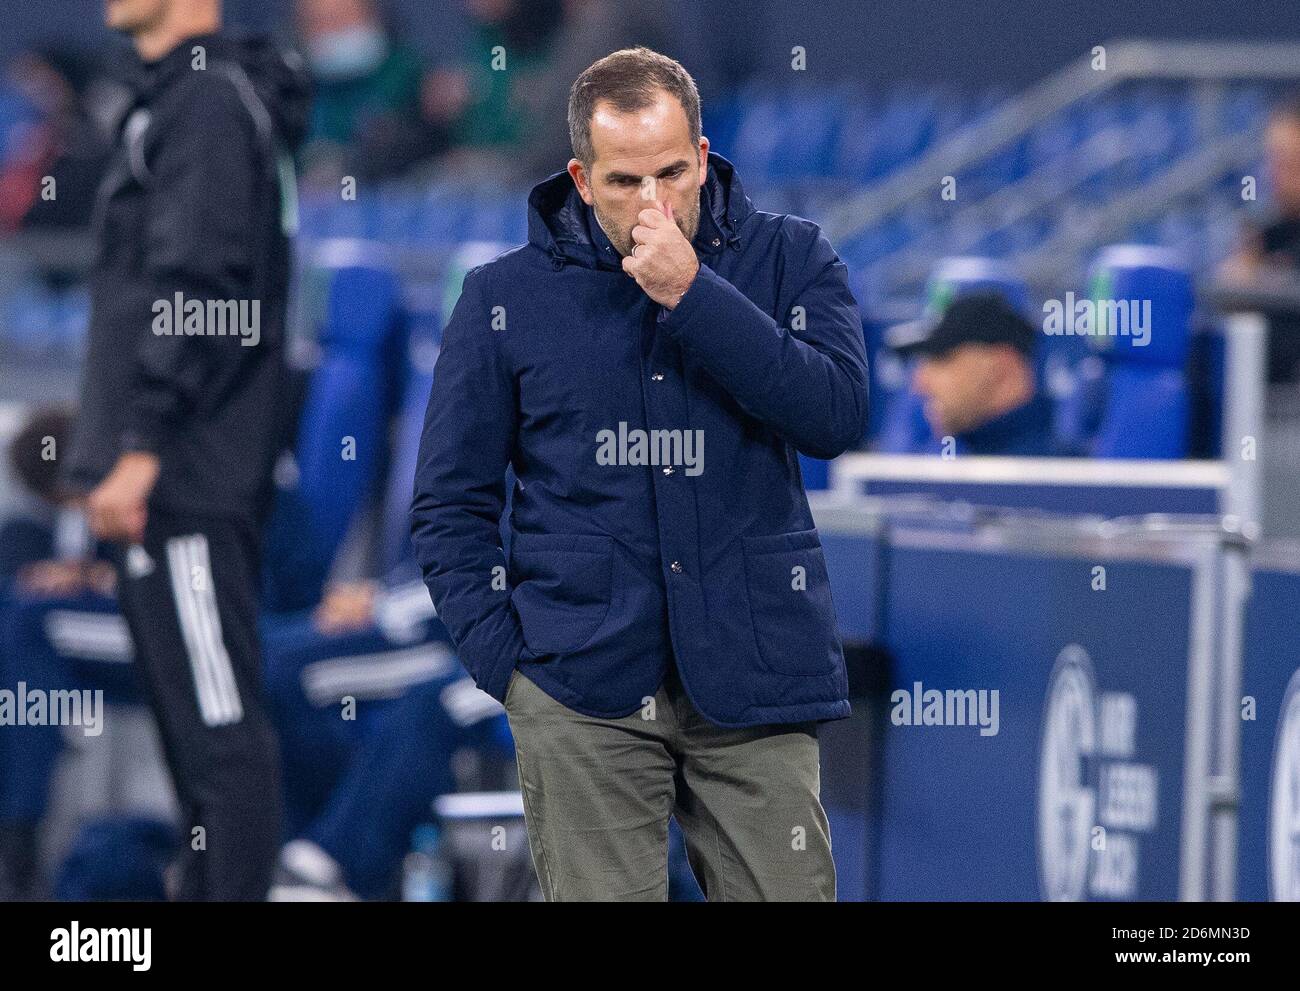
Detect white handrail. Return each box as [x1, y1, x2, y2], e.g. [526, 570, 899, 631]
[829, 452, 1231, 494]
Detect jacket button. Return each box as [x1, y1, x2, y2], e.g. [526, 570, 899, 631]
[670, 561, 683, 574]
[651, 372, 664, 381]
[662, 466, 674, 475]
[711, 237, 720, 247]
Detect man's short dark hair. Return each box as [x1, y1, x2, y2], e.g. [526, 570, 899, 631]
[8, 406, 73, 504]
[568, 47, 701, 168]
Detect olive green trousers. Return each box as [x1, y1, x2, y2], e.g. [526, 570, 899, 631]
[503, 663, 836, 902]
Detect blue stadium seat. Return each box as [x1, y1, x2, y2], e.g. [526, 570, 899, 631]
[1050, 354, 1105, 456]
[1085, 245, 1194, 459]
[924, 256, 1032, 315]
[375, 242, 509, 574]
[262, 263, 406, 612]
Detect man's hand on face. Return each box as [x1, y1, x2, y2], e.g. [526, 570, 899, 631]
[87, 451, 160, 545]
[623, 199, 699, 310]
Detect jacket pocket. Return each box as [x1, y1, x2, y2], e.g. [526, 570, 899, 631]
[741, 528, 841, 677]
[509, 532, 614, 655]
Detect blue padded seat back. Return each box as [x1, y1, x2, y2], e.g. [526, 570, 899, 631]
[262, 264, 404, 612]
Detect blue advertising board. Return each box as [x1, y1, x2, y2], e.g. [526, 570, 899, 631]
[1236, 562, 1300, 901]
[873, 528, 1198, 900]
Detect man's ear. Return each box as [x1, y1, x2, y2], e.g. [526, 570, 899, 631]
[697, 137, 710, 186]
[568, 159, 594, 205]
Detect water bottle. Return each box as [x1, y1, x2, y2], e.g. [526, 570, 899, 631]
[402, 822, 453, 902]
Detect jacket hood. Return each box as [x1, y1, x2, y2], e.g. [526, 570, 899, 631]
[221, 35, 313, 154]
[134, 32, 312, 153]
[526, 152, 755, 269]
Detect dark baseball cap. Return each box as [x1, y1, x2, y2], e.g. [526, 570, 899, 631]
[891, 292, 1038, 359]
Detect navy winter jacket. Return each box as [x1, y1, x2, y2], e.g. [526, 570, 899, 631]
[411, 153, 868, 726]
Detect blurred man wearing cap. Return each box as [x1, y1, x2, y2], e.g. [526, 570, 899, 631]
[901, 293, 1056, 456]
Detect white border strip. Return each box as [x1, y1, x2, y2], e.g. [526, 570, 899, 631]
[831, 454, 1231, 490]
[433, 791, 525, 820]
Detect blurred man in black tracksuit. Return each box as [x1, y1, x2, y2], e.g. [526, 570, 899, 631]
[64, 0, 309, 900]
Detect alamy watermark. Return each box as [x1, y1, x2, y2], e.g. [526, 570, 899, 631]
[0, 683, 103, 737]
[1042, 293, 1151, 347]
[152, 292, 260, 347]
[890, 680, 1000, 737]
[595, 421, 704, 476]
[50, 922, 150, 971]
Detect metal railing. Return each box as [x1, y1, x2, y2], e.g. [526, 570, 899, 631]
[822, 39, 1300, 246]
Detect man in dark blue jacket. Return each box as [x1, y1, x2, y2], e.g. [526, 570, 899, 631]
[411, 47, 869, 901]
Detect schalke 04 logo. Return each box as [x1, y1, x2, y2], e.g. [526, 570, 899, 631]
[1038, 645, 1158, 901]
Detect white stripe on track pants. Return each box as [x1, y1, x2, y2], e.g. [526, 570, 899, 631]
[113, 505, 282, 901]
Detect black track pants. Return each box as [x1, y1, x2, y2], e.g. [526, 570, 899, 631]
[112, 506, 282, 901]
